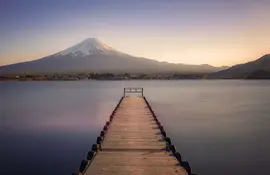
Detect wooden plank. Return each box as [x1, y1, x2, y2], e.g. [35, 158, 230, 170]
[85, 152, 187, 175]
[83, 97, 188, 175]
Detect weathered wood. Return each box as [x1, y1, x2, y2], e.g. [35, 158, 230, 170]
[83, 97, 188, 175]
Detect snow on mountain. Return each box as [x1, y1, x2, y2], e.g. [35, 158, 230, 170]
[56, 38, 121, 56]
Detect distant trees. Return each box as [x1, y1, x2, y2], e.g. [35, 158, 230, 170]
[0, 72, 210, 81]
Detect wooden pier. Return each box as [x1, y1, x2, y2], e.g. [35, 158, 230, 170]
[74, 88, 196, 175]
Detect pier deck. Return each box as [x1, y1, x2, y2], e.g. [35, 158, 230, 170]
[77, 88, 192, 175]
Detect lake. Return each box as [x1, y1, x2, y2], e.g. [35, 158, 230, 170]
[1, 80, 270, 175]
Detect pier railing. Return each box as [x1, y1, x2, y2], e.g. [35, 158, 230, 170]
[123, 87, 143, 97]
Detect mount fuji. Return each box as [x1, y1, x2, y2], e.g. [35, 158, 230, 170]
[0, 38, 227, 75]
[56, 38, 123, 57]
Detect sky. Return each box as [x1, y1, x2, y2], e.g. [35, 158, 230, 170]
[0, 0, 269, 66]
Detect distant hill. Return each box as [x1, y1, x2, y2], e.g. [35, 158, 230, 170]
[0, 38, 227, 75]
[246, 70, 270, 79]
[208, 54, 270, 79]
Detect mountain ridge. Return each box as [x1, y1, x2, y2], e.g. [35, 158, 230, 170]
[208, 54, 270, 79]
[0, 38, 229, 75]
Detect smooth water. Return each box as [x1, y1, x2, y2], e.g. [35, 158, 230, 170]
[1, 80, 270, 175]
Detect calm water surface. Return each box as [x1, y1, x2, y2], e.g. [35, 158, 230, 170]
[1, 80, 270, 175]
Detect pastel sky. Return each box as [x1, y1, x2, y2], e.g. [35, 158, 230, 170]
[0, 0, 269, 66]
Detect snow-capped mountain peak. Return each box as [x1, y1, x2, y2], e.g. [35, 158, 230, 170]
[56, 38, 120, 56]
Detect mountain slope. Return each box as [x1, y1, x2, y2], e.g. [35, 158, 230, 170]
[246, 70, 270, 79]
[208, 54, 270, 79]
[0, 38, 227, 75]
